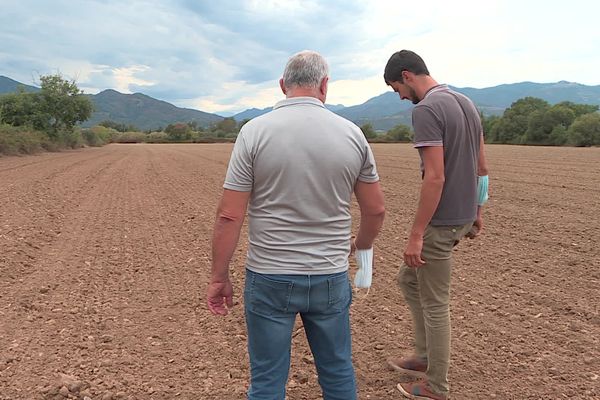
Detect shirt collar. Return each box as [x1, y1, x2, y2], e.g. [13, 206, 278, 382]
[423, 84, 448, 99]
[273, 96, 326, 110]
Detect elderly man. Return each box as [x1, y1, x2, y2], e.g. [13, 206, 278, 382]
[207, 50, 385, 400]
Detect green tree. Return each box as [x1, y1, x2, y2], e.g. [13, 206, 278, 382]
[491, 97, 549, 143]
[384, 123, 412, 142]
[549, 125, 568, 146]
[360, 123, 377, 140]
[0, 88, 46, 129]
[567, 113, 600, 147]
[481, 114, 500, 142]
[525, 105, 575, 144]
[165, 123, 192, 141]
[99, 120, 138, 132]
[555, 101, 599, 118]
[37, 74, 93, 137]
[213, 117, 238, 134]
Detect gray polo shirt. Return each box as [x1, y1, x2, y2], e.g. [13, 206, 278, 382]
[224, 96, 379, 275]
[412, 85, 481, 226]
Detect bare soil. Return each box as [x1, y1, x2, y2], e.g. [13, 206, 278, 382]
[1, 143, 598, 399]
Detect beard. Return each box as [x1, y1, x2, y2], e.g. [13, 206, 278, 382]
[410, 87, 420, 104]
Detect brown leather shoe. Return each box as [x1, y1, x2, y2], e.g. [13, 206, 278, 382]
[387, 355, 427, 378]
[397, 381, 447, 400]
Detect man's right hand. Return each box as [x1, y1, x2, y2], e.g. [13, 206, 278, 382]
[403, 233, 426, 268]
[207, 280, 234, 316]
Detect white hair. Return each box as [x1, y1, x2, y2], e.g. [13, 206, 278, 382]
[282, 50, 329, 89]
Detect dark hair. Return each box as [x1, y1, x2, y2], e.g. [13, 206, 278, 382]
[384, 50, 430, 84]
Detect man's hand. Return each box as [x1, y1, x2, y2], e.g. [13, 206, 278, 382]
[350, 236, 357, 256]
[466, 207, 484, 239]
[466, 216, 483, 239]
[403, 234, 425, 268]
[474, 214, 484, 233]
[207, 280, 234, 315]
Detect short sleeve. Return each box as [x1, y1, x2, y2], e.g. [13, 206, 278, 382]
[223, 132, 253, 191]
[412, 106, 443, 148]
[358, 140, 379, 183]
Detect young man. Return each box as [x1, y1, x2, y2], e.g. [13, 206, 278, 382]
[207, 50, 385, 400]
[384, 50, 489, 400]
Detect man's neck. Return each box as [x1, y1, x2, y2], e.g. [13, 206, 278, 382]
[285, 87, 325, 103]
[414, 76, 439, 101]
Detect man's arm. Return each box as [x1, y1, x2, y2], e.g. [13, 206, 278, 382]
[207, 189, 251, 315]
[353, 181, 385, 249]
[404, 146, 445, 267]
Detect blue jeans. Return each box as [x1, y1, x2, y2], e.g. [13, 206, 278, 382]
[244, 269, 356, 400]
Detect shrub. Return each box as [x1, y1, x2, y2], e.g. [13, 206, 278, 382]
[568, 113, 600, 147]
[112, 131, 147, 143]
[146, 132, 169, 143]
[165, 123, 192, 141]
[0, 124, 49, 155]
[57, 128, 84, 149]
[360, 123, 377, 139]
[383, 124, 413, 142]
[82, 126, 118, 146]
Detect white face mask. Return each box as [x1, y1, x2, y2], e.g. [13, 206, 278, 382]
[354, 248, 373, 288]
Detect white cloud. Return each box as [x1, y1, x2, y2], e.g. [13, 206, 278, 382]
[246, 0, 319, 14]
[1, 0, 599, 114]
[111, 65, 155, 93]
[185, 81, 283, 115]
[328, 76, 389, 106]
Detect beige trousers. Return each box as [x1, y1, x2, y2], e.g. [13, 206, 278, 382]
[398, 223, 472, 395]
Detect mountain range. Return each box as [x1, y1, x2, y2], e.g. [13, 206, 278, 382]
[0, 76, 40, 93]
[1, 75, 599, 131]
[85, 89, 222, 130]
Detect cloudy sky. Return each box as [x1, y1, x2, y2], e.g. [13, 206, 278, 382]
[2, 0, 599, 115]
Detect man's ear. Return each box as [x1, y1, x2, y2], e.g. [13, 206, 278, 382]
[320, 76, 329, 96]
[279, 78, 287, 95]
[402, 70, 413, 83]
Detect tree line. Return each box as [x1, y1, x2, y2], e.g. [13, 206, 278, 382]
[2, 75, 599, 156]
[93, 117, 249, 145]
[482, 97, 600, 146]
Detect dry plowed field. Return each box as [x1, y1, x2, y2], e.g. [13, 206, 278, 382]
[1, 143, 598, 400]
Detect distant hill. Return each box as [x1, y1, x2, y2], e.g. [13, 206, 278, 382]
[0, 78, 223, 131]
[342, 81, 600, 130]
[83, 89, 223, 130]
[236, 81, 600, 131]
[335, 92, 413, 130]
[233, 107, 272, 121]
[232, 103, 345, 121]
[454, 81, 600, 108]
[2, 75, 599, 132]
[0, 75, 40, 93]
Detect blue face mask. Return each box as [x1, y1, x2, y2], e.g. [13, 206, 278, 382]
[478, 175, 489, 206]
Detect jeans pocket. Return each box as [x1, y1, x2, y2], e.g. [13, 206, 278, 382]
[247, 272, 294, 316]
[327, 272, 352, 313]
